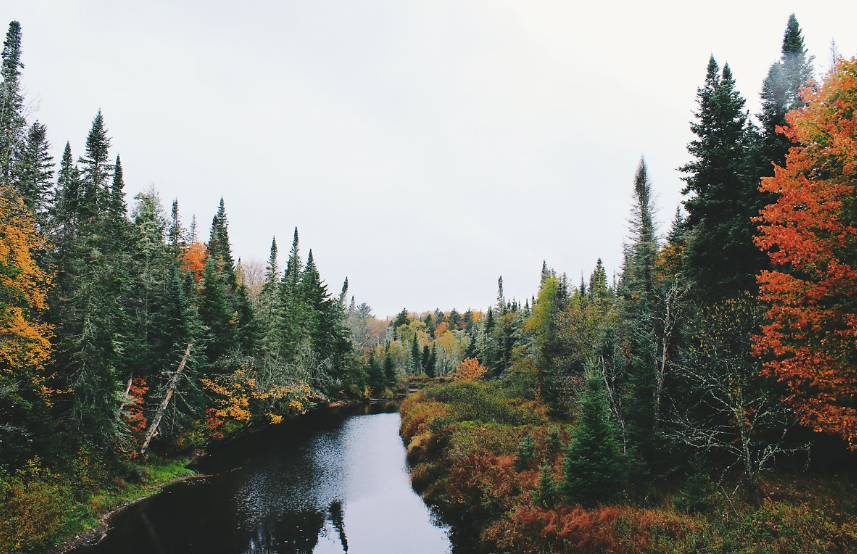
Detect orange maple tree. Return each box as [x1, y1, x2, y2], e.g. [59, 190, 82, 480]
[453, 358, 487, 382]
[754, 57, 857, 449]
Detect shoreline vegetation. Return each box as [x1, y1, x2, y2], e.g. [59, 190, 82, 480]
[35, 396, 397, 554]
[400, 378, 857, 553]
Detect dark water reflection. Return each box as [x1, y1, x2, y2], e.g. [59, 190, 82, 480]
[73, 404, 452, 554]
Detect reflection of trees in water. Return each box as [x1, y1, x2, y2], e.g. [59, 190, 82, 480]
[238, 499, 348, 554]
[329, 499, 348, 552]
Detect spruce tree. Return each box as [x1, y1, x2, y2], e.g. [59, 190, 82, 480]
[199, 254, 239, 367]
[680, 58, 761, 297]
[167, 199, 185, 259]
[383, 350, 397, 388]
[280, 227, 306, 358]
[562, 372, 626, 506]
[0, 21, 26, 184]
[78, 111, 113, 217]
[759, 14, 814, 173]
[14, 122, 54, 226]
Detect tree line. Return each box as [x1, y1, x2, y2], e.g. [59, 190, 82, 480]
[397, 14, 857, 504]
[0, 20, 373, 473]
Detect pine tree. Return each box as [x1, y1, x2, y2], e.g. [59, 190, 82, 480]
[0, 21, 26, 185]
[680, 57, 761, 297]
[562, 372, 626, 506]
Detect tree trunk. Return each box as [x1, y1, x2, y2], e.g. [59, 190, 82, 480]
[140, 343, 192, 456]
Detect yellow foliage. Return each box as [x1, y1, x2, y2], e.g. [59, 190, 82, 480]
[0, 187, 55, 403]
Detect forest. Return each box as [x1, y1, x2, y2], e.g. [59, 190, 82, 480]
[1, 13, 857, 554]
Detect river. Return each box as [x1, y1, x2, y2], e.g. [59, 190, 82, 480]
[71, 403, 454, 554]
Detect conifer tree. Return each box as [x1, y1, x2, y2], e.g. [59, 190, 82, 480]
[207, 198, 237, 291]
[198, 254, 239, 367]
[78, 110, 113, 217]
[14, 122, 54, 226]
[622, 158, 657, 299]
[280, 227, 305, 358]
[383, 349, 396, 388]
[411, 334, 421, 374]
[562, 372, 626, 506]
[0, 21, 25, 184]
[680, 58, 761, 297]
[167, 199, 185, 259]
[759, 14, 814, 173]
[52, 143, 80, 240]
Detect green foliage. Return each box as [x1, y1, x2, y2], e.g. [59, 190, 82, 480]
[681, 57, 763, 297]
[515, 434, 536, 471]
[562, 372, 626, 506]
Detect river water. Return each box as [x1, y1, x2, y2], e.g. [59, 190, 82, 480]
[72, 403, 453, 554]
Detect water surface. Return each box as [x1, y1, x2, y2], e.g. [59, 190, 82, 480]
[74, 404, 452, 554]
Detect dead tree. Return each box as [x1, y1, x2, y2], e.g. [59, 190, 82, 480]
[140, 343, 192, 456]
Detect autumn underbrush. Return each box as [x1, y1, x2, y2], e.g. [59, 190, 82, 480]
[0, 451, 194, 554]
[400, 380, 857, 553]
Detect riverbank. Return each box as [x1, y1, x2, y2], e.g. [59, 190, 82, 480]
[0, 454, 196, 554]
[2, 397, 390, 554]
[400, 380, 857, 553]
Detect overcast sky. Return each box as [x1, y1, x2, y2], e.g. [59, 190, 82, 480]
[6, 1, 857, 317]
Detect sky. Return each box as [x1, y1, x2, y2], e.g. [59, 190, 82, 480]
[5, 1, 857, 318]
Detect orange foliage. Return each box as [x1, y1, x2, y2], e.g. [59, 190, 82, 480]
[485, 504, 692, 554]
[121, 377, 148, 458]
[447, 452, 521, 521]
[0, 187, 55, 404]
[452, 358, 487, 382]
[754, 58, 857, 448]
[433, 321, 449, 337]
[181, 241, 208, 280]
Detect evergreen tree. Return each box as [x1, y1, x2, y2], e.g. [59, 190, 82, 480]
[52, 143, 80, 240]
[426, 344, 437, 378]
[280, 227, 306, 358]
[393, 308, 410, 329]
[207, 198, 236, 291]
[125, 189, 172, 381]
[411, 334, 421, 374]
[198, 254, 239, 367]
[759, 14, 814, 173]
[0, 21, 25, 185]
[680, 57, 761, 297]
[622, 158, 657, 299]
[167, 199, 185, 259]
[14, 122, 54, 226]
[257, 237, 285, 376]
[383, 349, 397, 388]
[78, 110, 113, 218]
[562, 372, 626, 506]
